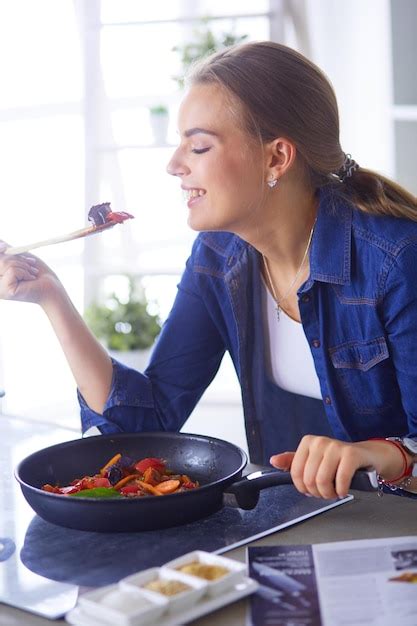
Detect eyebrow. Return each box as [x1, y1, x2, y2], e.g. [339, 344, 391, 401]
[183, 127, 219, 138]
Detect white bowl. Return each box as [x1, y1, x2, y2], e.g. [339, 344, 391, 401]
[163, 550, 246, 596]
[121, 566, 207, 613]
[78, 583, 168, 626]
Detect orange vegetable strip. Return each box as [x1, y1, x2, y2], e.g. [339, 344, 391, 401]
[155, 479, 181, 495]
[100, 453, 122, 476]
[143, 466, 160, 485]
[137, 480, 162, 496]
[113, 474, 140, 490]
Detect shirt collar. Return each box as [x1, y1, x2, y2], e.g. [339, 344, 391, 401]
[309, 187, 353, 285]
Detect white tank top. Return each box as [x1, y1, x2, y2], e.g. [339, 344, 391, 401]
[261, 280, 322, 400]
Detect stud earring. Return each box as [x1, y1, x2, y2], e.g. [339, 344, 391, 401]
[267, 177, 278, 189]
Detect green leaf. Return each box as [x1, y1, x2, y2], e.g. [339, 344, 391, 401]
[69, 487, 123, 499]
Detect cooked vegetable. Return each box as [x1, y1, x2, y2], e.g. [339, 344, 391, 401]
[135, 457, 166, 474]
[100, 453, 121, 476]
[41, 452, 199, 499]
[155, 479, 181, 495]
[70, 487, 123, 499]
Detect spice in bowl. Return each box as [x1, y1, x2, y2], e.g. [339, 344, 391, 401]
[177, 562, 230, 581]
[144, 579, 192, 596]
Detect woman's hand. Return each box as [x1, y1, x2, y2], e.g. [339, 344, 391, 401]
[270, 435, 410, 499]
[0, 240, 114, 414]
[0, 241, 63, 306]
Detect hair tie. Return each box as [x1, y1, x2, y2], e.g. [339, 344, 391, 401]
[336, 153, 359, 183]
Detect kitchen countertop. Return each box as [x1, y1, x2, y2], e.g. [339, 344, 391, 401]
[1, 414, 416, 626]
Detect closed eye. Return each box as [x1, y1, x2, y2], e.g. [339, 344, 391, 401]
[192, 148, 211, 154]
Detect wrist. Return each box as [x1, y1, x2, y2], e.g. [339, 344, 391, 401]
[40, 280, 69, 316]
[368, 438, 413, 483]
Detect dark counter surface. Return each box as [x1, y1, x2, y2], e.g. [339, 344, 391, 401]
[0, 413, 415, 626]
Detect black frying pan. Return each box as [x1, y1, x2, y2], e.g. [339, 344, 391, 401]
[15, 432, 377, 532]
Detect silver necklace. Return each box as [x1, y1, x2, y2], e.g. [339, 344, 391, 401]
[262, 221, 316, 321]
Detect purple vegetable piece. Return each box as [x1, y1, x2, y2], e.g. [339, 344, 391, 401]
[88, 202, 112, 227]
[119, 456, 135, 469]
[107, 465, 123, 485]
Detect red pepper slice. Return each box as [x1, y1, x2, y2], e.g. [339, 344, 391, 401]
[135, 457, 166, 474]
[42, 484, 61, 494]
[58, 485, 81, 495]
[106, 211, 134, 224]
[182, 481, 198, 490]
[120, 483, 141, 495]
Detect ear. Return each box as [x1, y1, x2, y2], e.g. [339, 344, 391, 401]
[265, 138, 297, 181]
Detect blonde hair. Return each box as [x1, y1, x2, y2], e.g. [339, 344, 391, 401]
[188, 41, 417, 219]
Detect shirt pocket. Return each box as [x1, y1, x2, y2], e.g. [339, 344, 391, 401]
[329, 337, 396, 414]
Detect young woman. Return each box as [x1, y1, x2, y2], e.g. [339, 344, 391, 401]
[1, 42, 416, 499]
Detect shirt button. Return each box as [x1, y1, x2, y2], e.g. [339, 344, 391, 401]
[301, 295, 310, 303]
[324, 396, 332, 405]
[312, 339, 321, 348]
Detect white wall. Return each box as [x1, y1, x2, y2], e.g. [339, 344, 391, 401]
[305, 0, 394, 177]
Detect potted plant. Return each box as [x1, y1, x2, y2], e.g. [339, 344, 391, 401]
[149, 104, 169, 145]
[84, 276, 161, 371]
[172, 19, 248, 88]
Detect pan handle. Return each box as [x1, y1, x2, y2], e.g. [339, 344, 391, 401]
[223, 468, 378, 510]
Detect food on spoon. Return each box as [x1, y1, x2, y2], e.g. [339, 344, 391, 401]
[4, 202, 134, 256]
[87, 202, 133, 227]
[176, 562, 230, 580]
[41, 454, 199, 498]
[144, 579, 192, 596]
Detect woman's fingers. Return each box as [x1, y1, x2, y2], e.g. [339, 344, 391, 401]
[288, 436, 311, 495]
[270, 436, 408, 500]
[0, 248, 39, 284]
[313, 444, 344, 499]
[0, 258, 37, 275]
[1, 265, 38, 298]
[0, 244, 41, 299]
[269, 451, 295, 471]
[273, 436, 366, 499]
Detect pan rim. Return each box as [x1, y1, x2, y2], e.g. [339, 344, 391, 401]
[15, 431, 248, 502]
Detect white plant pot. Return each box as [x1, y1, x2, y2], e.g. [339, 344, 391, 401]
[149, 112, 169, 145]
[108, 348, 152, 372]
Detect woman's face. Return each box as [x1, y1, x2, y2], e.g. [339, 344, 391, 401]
[167, 83, 266, 234]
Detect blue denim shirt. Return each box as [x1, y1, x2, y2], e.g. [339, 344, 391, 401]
[80, 187, 417, 465]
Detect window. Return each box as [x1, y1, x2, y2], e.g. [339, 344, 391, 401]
[0, 0, 84, 424]
[0, 1, 272, 440]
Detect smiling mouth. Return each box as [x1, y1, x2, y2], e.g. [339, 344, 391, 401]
[183, 188, 207, 201]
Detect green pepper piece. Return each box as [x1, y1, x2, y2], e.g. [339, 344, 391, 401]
[70, 487, 123, 499]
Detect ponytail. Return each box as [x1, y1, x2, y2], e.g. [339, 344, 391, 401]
[331, 168, 417, 221]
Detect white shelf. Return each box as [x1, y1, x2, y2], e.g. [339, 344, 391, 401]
[392, 105, 417, 121]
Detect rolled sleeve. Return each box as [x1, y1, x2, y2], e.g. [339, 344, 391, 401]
[78, 358, 164, 434]
[78, 235, 226, 436]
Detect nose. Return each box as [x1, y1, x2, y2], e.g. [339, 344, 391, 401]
[166, 149, 190, 177]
